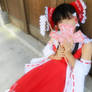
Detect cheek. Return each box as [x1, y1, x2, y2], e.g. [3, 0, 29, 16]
[68, 17, 78, 26]
[66, 19, 75, 26]
[70, 19, 76, 26]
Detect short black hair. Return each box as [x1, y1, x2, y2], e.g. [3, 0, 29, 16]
[52, 3, 78, 25]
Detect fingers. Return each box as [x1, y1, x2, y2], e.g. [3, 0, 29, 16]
[61, 38, 74, 53]
[53, 54, 65, 60]
[59, 44, 65, 51]
[57, 51, 65, 57]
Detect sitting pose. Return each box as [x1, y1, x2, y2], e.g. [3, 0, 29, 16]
[7, 1, 92, 92]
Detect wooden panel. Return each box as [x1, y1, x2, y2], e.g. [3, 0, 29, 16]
[56, 0, 65, 6]
[6, 0, 22, 20]
[82, 0, 92, 38]
[6, 0, 27, 22]
[0, 0, 7, 11]
[28, 0, 41, 27]
[27, 0, 50, 28]
[49, 0, 57, 7]
[6, 0, 28, 33]
[65, 0, 73, 3]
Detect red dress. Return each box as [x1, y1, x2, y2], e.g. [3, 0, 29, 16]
[9, 48, 81, 92]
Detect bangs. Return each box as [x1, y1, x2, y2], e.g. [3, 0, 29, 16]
[52, 3, 76, 25]
[60, 12, 74, 22]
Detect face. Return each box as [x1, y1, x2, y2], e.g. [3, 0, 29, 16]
[57, 16, 77, 33]
[57, 16, 78, 48]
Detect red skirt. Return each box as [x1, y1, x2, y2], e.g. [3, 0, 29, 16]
[9, 58, 67, 92]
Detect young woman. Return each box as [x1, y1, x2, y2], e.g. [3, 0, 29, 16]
[7, 3, 92, 92]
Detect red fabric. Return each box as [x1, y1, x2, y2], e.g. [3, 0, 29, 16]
[52, 44, 57, 52]
[70, 0, 84, 23]
[9, 48, 82, 92]
[48, 7, 55, 29]
[73, 47, 82, 59]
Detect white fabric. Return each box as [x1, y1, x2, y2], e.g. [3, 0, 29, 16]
[42, 43, 55, 57]
[73, 59, 91, 92]
[25, 57, 51, 73]
[64, 59, 91, 92]
[5, 89, 9, 92]
[74, 59, 91, 76]
[80, 0, 87, 24]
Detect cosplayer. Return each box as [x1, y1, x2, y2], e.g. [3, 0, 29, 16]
[6, 0, 92, 92]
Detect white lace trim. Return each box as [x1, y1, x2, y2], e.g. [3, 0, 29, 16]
[39, 15, 47, 36]
[25, 57, 51, 73]
[80, 0, 87, 24]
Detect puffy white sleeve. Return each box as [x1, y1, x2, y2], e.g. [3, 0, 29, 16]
[42, 39, 59, 57]
[73, 59, 91, 76]
[42, 43, 55, 57]
[71, 59, 91, 92]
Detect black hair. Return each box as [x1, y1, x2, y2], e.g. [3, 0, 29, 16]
[52, 3, 76, 25]
[52, 3, 83, 55]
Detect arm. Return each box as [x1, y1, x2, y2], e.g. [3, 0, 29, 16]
[64, 42, 92, 68]
[64, 52, 76, 68]
[81, 42, 92, 60]
[66, 43, 92, 76]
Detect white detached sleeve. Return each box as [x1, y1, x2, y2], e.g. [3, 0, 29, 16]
[42, 43, 55, 57]
[42, 39, 59, 57]
[72, 59, 91, 92]
[73, 59, 91, 76]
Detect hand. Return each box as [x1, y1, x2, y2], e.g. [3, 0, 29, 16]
[49, 44, 65, 60]
[49, 44, 69, 64]
[62, 38, 74, 54]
